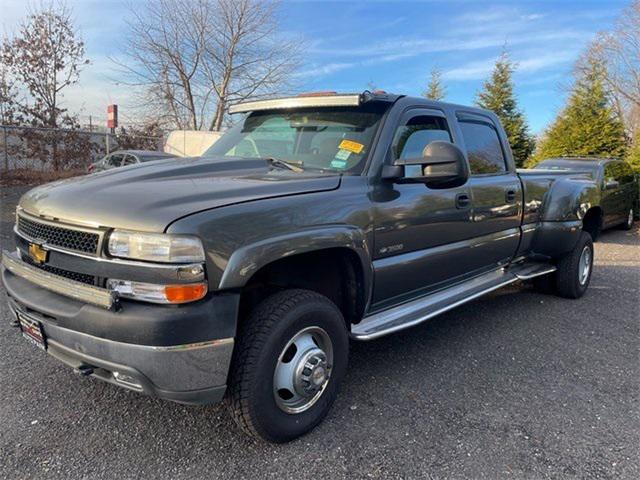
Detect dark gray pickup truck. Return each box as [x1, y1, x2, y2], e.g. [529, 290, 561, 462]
[2, 91, 603, 442]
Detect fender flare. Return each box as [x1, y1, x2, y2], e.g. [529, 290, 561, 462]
[217, 225, 373, 303]
[540, 178, 600, 222]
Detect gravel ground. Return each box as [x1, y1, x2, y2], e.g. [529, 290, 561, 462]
[1, 185, 638, 479]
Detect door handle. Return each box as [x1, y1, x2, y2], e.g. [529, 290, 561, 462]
[505, 189, 517, 203]
[456, 193, 471, 209]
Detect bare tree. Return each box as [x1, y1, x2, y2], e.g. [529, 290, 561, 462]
[118, 0, 212, 130]
[588, 0, 640, 134]
[203, 0, 300, 130]
[119, 0, 299, 131]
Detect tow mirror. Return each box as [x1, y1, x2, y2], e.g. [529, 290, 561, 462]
[604, 179, 619, 190]
[382, 141, 469, 188]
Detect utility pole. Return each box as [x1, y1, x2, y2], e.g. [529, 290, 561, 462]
[3, 126, 8, 172]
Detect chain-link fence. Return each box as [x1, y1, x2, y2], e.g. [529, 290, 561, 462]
[1, 125, 165, 185]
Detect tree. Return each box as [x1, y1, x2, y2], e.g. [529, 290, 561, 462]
[475, 52, 534, 167]
[120, 0, 299, 131]
[1, 3, 88, 129]
[1, 2, 89, 170]
[588, 0, 640, 136]
[0, 63, 19, 125]
[114, 122, 164, 151]
[423, 68, 446, 101]
[531, 54, 626, 165]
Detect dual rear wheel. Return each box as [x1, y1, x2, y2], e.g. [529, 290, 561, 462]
[534, 231, 594, 299]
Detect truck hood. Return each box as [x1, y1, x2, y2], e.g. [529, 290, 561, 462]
[19, 157, 341, 232]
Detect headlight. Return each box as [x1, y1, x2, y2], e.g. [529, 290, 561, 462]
[107, 230, 205, 263]
[107, 279, 208, 304]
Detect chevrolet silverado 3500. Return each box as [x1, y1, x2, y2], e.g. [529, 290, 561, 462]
[2, 91, 602, 442]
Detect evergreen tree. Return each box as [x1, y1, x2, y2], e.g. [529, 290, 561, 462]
[531, 54, 626, 165]
[475, 52, 534, 167]
[423, 69, 446, 101]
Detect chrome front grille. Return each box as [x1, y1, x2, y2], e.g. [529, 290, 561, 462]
[17, 215, 100, 255]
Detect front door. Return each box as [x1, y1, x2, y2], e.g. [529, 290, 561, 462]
[371, 109, 475, 310]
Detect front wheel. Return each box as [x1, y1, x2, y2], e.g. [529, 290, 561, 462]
[226, 289, 349, 443]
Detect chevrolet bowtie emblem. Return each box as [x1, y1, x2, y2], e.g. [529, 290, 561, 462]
[28, 243, 49, 264]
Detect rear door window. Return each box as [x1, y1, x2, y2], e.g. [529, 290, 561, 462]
[459, 121, 507, 175]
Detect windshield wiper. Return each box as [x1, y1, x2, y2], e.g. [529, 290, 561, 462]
[264, 157, 304, 173]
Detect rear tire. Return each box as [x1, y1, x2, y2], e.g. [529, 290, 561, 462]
[554, 231, 594, 299]
[226, 289, 349, 443]
[620, 208, 634, 230]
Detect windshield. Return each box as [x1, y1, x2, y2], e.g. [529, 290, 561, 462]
[203, 105, 387, 174]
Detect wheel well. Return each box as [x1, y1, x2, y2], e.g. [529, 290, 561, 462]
[582, 207, 602, 240]
[238, 248, 366, 328]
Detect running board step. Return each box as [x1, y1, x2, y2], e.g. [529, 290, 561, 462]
[352, 262, 556, 341]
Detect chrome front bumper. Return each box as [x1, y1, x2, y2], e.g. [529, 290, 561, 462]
[6, 298, 233, 404]
[2, 248, 240, 405]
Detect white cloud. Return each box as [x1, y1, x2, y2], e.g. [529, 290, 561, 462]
[521, 13, 545, 21]
[443, 50, 579, 81]
[302, 27, 590, 82]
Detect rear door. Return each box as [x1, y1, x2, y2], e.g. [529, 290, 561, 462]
[455, 112, 522, 269]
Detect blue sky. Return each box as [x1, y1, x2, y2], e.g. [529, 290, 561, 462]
[1, 0, 628, 132]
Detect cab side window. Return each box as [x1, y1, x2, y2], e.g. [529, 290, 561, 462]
[619, 161, 635, 184]
[603, 161, 626, 186]
[108, 154, 124, 167]
[392, 115, 452, 161]
[459, 121, 506, 175]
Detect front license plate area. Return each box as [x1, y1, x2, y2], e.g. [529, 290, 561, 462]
[18, 313, 47, 351]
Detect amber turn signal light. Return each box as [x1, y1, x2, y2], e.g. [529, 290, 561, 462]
[164, 283, 208, 304]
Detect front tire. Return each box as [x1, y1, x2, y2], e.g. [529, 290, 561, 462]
[227, 289, 349, 443]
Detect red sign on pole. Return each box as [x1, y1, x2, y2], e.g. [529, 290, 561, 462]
[107, 104, 118, 129]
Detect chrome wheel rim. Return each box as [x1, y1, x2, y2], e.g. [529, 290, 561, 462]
[578, 245, 592, 285]
[273, 326, 333, 414]
[628, 209, 634, 227]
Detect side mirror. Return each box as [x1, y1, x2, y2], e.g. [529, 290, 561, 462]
[604, 179, 619, 190]
[382, 141, 469, 188]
